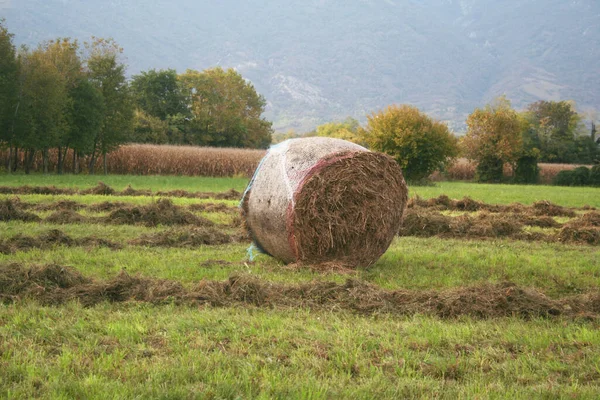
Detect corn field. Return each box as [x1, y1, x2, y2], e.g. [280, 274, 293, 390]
[0, 144, 265, 177]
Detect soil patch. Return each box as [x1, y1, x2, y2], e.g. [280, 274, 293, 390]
[1, 264, 598, 319]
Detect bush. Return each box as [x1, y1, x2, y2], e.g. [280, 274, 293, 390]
[514, 155, 539, 184]
[590, 165, 600, 186]
[476, 157, 504, 183]
[553, 170, 574, 186]
[362, 104, 459, 182]
[553, 167, 590, 186]
[571, 166, 590, 186]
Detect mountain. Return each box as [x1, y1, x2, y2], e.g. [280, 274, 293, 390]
[2, 0, 599, 132]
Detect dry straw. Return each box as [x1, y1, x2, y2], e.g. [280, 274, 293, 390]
[242, 137, 408, 268]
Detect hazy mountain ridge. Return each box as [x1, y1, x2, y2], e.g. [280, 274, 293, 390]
[2, 0, 599, 132]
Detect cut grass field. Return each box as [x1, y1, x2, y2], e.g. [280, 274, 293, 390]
[2, 173, 600, 207]
[1, 174, 600, 399]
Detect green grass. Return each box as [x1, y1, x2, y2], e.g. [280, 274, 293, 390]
[3, 173, 600, 207]
[1, 303, 599, 399]
[1, 222, 598, 296]
[0, 173, 249, 193]
[2, 174, 600, 398]
[408, 182, 600, 208]
[0, 193, 240, 208]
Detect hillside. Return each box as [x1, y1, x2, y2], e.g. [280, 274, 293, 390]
[2, 0, 599, 132]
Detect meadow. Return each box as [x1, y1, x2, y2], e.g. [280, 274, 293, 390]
[1, 174, 599, 399]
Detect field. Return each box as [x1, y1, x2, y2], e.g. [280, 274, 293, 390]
[1, 145, 592, 184]
[1, 174, 600, 398]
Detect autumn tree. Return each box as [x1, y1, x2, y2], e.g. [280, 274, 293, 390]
[362, 104, 459, 182]
[310, 117, 365, 145]
[462, 97, 522, 183]
[0, 20, 19, 171]
[85, 38, 134, 174]
[178, 67, 272, 148]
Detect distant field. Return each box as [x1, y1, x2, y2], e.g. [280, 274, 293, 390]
[2, 145, 592, 185]
[1, 174, 599, 398]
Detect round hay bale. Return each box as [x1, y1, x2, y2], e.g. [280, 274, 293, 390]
[241, 137, 408, 267]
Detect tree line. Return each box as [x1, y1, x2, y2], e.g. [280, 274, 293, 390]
[2, 20, 598, 181]
[293, 97, 599, 184]
[0, 20, 273, 174]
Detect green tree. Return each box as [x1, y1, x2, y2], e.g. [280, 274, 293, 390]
[14, 46, 68, 174]
[179, 67, 272, 148]
[463, 97, 522, 183]
[513, 114, 540, 184]
[41, 38, 83, 173]
[526, 100, 585, 163]
[0, 20, 20, 172]
[85, 38, 134, 174]
[131, 69, 187, 121]
[67, 78, 105, 173]
[132, 109, 169, 143]
[362, 104, 459, 182]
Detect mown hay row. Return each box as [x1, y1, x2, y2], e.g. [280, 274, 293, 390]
[102, 199, 214, 227]
[0, 199, 41, 222]
[0, 183, 242, 200]
[0, 198, 217, 228]
[0, 230, 122, 254]
[129, 227, 234, 247]
[2, 198, 596, 244]
[0, 226, 242, 254]
[408, 195, 579, 217]
[399, 209, 600, 245]
[2, 264, 599, 319]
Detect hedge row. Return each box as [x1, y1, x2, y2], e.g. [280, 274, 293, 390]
[553, 165, 600, 187]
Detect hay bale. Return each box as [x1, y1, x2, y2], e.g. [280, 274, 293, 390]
[242, 137, 408, 267]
